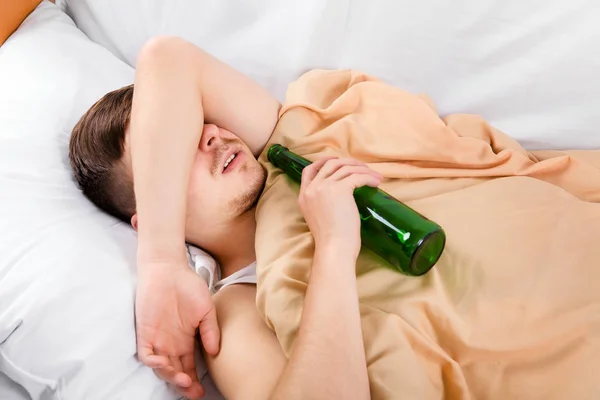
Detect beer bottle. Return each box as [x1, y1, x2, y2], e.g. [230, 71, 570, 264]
[267, 144, 446, 276]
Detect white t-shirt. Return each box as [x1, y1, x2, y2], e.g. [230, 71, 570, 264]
[187, 245, 257, 294]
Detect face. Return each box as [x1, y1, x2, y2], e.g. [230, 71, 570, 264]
[186, 124, 266, 228]
[126, 124, 266, 246]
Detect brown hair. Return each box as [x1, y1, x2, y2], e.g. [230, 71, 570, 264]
[69, 84, 136, 222]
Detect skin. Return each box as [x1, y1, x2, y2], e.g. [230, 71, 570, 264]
[128, 36, 280, 398]
[128, 36, 380, 399]
[127, 123, 379, 400]
[3, 5, 378, 397]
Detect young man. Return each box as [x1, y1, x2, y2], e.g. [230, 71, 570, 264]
[69, 36, 382, 399]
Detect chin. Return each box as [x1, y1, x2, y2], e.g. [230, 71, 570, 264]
[231, 164, 266, 215]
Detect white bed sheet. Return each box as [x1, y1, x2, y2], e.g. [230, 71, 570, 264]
[3, 1, 599, 399]
[0, 2, 222, 399]
[0, 372, 28, 400]
[60, 0, 600, 150]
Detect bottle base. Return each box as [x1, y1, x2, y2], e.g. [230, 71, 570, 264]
[409, 229, 446, 276]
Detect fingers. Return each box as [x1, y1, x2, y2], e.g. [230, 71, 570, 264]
[307, 158, 382, 189]
[137, 344, 170, 369]
[174, 382, 205, 400]
[169, 357, 190, 387]
[199, 305, 220, 356]
[313, 158, 366, 182]
[155, 367, 205, 399]
[329, 165, 382, 183]
[302, 157, 373, 187]
[176, 384, 205, 400]
[155, 367, 190, 387]
[182, 353, 200, 387]
[181, 354, 204, 399]
[344, 170, 383, 189]
[151, 352, 204, 400]
[301, 156, 337, 188]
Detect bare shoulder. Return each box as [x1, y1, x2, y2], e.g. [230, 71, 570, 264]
[212, 283, 258, 317]
[207, 284, 286, 400]
[211, 283, 272, 341]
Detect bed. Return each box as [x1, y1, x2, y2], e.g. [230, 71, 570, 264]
[1, 0, 599, 399]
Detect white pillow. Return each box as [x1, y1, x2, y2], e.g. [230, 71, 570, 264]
[0, 2, 180, 399]
[60, 0, 600, 150]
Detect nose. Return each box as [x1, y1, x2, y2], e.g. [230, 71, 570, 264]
[199, 124, 220, 152]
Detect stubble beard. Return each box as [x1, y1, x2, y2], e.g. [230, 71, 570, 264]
[230, 162, 267, 216]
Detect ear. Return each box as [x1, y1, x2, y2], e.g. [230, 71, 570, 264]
[130, 214, 138, 231]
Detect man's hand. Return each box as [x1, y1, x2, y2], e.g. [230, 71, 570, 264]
[129, 36, 278, 398]
[135, 261, 220, 399]
[298, 157, 383, 260]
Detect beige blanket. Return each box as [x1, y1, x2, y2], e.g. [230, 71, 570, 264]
[254, 70, 600, 400]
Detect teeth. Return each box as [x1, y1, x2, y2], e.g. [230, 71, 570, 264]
[223, 153, 236, 169]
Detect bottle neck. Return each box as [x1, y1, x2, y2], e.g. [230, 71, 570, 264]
[267, 144, 311, 183]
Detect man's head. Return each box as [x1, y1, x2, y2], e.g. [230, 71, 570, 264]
[69, 85, 136, 222]
[69, 85, 266, 249]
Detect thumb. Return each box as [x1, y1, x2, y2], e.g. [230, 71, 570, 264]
[199, 305, 220, 356]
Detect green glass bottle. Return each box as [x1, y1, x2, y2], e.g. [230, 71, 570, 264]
[267, 144, 446, 276]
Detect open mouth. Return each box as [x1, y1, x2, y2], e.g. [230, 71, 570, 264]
[222, 151, 241, 173]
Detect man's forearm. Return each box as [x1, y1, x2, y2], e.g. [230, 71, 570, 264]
[130, 38, 205, 263]
[130, 37, 280, 265]
[271, 245, 370, 400]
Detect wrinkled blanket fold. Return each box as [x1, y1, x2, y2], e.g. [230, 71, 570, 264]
[255, 70, 600, 399]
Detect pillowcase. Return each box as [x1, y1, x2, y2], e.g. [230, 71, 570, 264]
[0, 2, 180, 399]
[60, 0, 600, 150]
